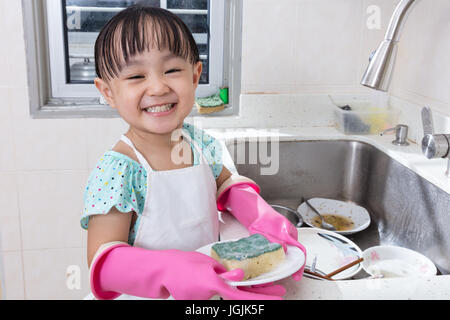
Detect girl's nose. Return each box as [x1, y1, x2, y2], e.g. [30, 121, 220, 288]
[145, 77, 170, 96]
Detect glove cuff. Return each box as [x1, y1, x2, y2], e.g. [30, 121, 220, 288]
[216, 175, 260, 211]
[89, 241, 130, 300]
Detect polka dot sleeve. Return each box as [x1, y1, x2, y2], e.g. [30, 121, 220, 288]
[81, 153, 147, 230]
[183, 123, 224, 179]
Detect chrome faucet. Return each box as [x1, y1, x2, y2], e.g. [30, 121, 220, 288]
[421, 107, 450, 177]
[361, 0, 418, 91]
[361, 1, 450, 176]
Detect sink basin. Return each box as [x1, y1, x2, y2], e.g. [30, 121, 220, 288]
[226, 139, 450, 275]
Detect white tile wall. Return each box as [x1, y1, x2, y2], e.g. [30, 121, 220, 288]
[22, 248, 89, 299]
[17, 171, 88, 250]
[0, 173, 21, 252]
[242, 0, 368, 94]
[389, 0, 450, 116]
[0, 0, 449, 299]
[84, 118, 130, 165]
[1, 251, 24, 299]
[0, 0, 27, 88]
[0, 87, 18, 172]
[13, 118, 88, 171]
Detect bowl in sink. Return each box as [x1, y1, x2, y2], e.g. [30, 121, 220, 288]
[362, 245, 437, 278]
[271, 204, 303, 227]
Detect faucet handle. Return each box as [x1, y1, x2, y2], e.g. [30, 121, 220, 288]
[421, 107, 450, 159]
[422, 106, 434, 136]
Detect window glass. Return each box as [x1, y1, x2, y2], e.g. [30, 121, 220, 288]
[167, 0, 207, 10]
[64, 0, 209, 84]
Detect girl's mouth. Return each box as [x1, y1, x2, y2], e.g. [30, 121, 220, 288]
[143, 103, 176, 117]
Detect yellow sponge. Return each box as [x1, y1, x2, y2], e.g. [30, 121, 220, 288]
[211, 234, 285, 280]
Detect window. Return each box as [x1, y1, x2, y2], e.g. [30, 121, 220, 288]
[22, 0, 242, 118]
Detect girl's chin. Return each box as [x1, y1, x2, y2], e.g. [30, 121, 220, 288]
[145, 125, 182, 135]
[141, 114, 191, 135]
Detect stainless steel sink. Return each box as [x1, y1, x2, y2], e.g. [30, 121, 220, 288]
[226, 139, 450, 275]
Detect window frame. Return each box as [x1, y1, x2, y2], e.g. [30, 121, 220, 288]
[22, 0, 242, 119]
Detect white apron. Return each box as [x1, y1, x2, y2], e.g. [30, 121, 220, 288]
[86, 128, 220, 300]
[124, 129, 219, 251]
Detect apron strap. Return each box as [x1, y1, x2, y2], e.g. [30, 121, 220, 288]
[120, 135, 154, 172]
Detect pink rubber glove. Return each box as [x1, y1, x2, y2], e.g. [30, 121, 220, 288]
[217, 183, 307, 281]
[90, 243, 286, 300]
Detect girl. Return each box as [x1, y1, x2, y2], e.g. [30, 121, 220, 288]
[82, 4, 305, 300]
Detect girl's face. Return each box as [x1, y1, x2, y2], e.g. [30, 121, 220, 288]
[95, 48, 202, 135]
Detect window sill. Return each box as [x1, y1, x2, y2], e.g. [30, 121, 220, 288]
[30, 100, 238, 119]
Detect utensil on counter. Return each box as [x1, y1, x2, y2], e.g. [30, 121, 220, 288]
[311, 255, 318, 273]
[304, 258, 364, 281]
[304, 255, 333, 280]
[301, 197, 336, 231]
[304, 269, 333, 281]
[325, 257, 364, 278]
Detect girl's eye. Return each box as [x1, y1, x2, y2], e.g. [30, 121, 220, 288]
[127, 75, 144, 80]
[166, 69, 181, 74]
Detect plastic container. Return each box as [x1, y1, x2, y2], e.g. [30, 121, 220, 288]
[334, 106, 399, 135]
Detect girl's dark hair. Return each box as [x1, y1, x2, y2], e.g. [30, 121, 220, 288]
[94, 4, 200, 81]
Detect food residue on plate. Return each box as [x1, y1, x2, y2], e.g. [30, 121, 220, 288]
[311, 214, 354, 231]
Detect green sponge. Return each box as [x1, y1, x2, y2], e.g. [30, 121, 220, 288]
[211, 234, 282, 261]
[195, 93, 225, 114]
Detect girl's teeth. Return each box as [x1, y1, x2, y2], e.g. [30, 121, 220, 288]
[145, 104, 174, 113]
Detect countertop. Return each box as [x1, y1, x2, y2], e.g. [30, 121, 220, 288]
[211, 126, 450, 300]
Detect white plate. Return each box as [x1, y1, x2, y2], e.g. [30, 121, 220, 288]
[196, 239, 305, 286]
[297, 227, 363, 280]
[297, 198, 371, 235]
[362, 245, 437, 278]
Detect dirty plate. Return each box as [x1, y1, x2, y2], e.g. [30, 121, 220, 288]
[297, 227, 363, 280]
[362, 245, 437, 278]
[196, 239, 305, 286]
[297, 198, 370, 235]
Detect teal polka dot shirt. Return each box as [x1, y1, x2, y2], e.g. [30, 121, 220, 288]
[81, 123, 224, 244]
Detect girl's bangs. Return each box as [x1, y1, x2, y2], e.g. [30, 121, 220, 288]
[95, 7, 200, 81]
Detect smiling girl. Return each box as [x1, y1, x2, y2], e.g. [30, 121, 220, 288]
[82, 4, 305, 300]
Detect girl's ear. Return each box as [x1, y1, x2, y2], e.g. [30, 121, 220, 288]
[94, 78, 117, 109]
[192, 61, 203, 89]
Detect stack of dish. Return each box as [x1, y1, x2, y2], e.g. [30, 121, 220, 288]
[297, 227, 363, 280]
[296, 198, 437, 280]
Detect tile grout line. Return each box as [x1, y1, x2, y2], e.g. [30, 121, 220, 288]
[9, 98, 26, 300]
